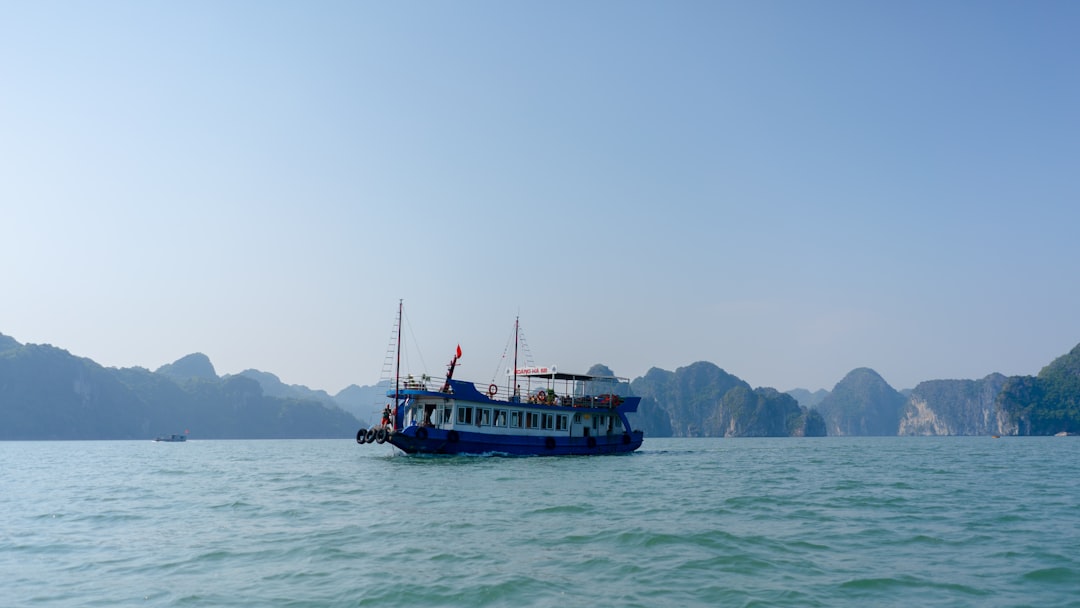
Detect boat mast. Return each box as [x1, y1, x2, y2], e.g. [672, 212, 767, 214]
[512, 316, 519, 402]
[440, 344, 461, 392]
[395, 299, 402, 405]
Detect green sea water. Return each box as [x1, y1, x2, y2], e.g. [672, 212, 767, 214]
[2, 437, 1078, 607]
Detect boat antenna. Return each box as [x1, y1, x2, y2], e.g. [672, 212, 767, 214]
[512, 315, 519, 402]
[394, 299, 402, 405]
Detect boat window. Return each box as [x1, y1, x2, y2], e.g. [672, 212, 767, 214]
[457, 406, 473, 424]
[556, 415, 568, 431]
[526, 412, 539, 429]
[510, 411, 522, 428]
[494, 409, 507, 427]
[439, 405, 452, 425]
[573, 413, 581, 424]
[478, 408, 491, 426]
[541, 413, 553, 430]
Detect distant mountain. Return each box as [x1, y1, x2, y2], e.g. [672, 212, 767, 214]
[706, 386, 826, 437]
[898, 374, 1009, 436]
[334, 382, 392, 427]
[5, 330, 1079, 440]
[814, 368, 906, 436]
[0, 343, 359, 440]
[0, 333, 20, 353]
[787, 388, 829, 408]
[631, 362, 751, 437]
[155, 353, 217, 382]
[629, 396, 674, 437]
[889, 343, 1080, 436]
[0, 343, 155, 440]
[629, 361, 822, 437]
[232, 369, 336, 406]
[215, 367, 391, 427]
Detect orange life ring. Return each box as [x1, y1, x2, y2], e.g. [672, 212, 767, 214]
[536, 390, 547, 404]
[488, 383, 498, 397]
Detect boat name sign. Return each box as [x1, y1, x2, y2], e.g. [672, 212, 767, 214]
[511, 365, 557, 376]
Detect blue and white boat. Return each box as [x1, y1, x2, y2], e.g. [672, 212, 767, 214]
[154, 433, 187, 442]
[355, 304, 643, 456]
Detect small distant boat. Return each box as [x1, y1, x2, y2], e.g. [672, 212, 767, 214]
[154, 433, 187, 442]
[1054, 431, 1076, 437]
[356, 302, 644, 456]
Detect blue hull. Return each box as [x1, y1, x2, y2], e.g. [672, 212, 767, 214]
[388, 426, 643, 456]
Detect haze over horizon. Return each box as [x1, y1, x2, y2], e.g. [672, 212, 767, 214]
[3, 2, 1078, 395]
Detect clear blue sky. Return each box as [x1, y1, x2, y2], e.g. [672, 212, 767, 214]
[3, 1, 1078, 394]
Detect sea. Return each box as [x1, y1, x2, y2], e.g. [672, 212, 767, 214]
[2, 437, 1078, 607]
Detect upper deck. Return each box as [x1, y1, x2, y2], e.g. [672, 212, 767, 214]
[387, 373, 639, 413]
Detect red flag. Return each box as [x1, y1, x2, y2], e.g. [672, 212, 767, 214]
[456, 344, 462, 359]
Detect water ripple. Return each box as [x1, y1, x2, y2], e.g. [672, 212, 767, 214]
[2, 437, 1080, 607]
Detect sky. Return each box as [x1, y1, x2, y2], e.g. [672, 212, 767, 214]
[2, 1, 1079, 394]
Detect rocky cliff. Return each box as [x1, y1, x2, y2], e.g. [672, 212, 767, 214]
[997, 343, 1080, 435]
[898, 374, 1008, 436]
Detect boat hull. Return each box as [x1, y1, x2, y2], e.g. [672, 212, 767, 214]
[388, 426, 643, 456]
